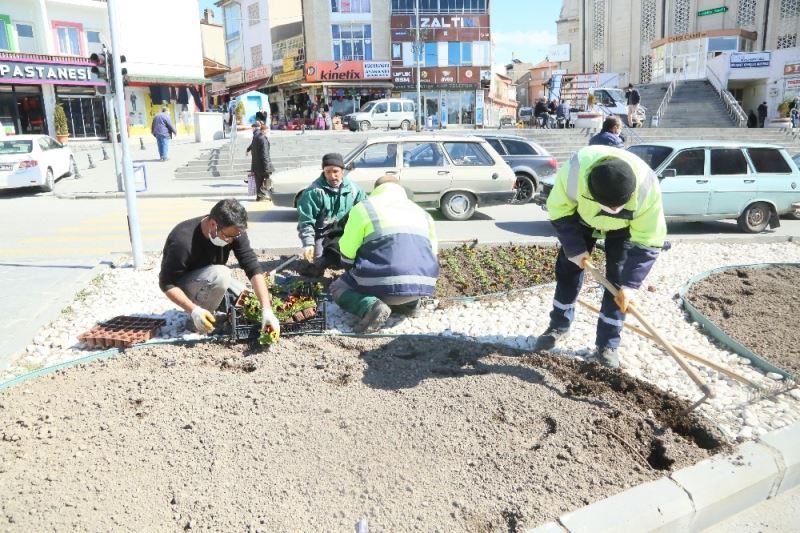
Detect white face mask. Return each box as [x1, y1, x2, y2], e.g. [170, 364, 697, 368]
[599, 204, 625, 215]
[209, 225, 229, 247]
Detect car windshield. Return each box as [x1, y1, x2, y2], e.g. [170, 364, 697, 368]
[343, 141, 367, 164]
[0, 140, 33, 154]
[359, 102, 376, 112]
[628, 145, 674, 170]
[605, 89, 626, 104]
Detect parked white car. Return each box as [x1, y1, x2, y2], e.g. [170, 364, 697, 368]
[346, 98, 416, 132]
[271, 134, 516, 220]
[0, 135, 76, 192]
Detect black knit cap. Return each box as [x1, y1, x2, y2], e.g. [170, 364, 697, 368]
[587, 159, 636, 207]
[322, 152, 345, 169]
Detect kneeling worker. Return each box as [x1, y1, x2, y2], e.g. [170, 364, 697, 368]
[296, 152, 367, 272]
[159, 199, 279, 336]
[535, 145, 666, 368]
[331, 175, 439, 333]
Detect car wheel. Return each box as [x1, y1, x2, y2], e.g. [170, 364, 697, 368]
[359, 121, 371, 131]
[41, 168, 55, 192]
[512, 174, 536, 204]
[737, 202, 771, 233]
[440, 191, 477, 221]
[400, 120, 411, 131]
[66, 156, 77, 178]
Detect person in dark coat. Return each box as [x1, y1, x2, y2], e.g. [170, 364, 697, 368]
[747, 110, 758, 128]
[589, 116, 625, 148]
[758, 101, 768, 128]
[534, 98, 549, 128]
[151, 106, 177, 161]
[249, 123, 274, 201]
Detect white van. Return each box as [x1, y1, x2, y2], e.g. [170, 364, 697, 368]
[346, 98, 416, 131]
[587, 87, 646, 126]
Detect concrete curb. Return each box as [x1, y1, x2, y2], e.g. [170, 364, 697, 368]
[55, 191, 251, 200]
[526, 421, 800, 533]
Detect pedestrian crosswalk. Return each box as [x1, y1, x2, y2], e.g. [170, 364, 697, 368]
[8, 198, 270, 259]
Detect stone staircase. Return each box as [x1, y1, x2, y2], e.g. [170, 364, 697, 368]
[657, 80, 736, 128]
[175, 127, 800, 180]
[635, 82, 671, 127]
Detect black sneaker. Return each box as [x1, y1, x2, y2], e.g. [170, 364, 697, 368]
[353, 300, 391, 333]
[594, 347, 620, 369]
[533, 328, 569, 352]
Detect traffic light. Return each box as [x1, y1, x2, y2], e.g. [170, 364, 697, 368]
[89, 47, 109, 81]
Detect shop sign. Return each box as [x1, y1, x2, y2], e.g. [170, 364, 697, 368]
[785, 77, 800, 91]
[698, 6, 728, 16]
[784, 62, 800, 75]
[210, 81, 227, 96]
[245, 65, 271, 82]
[392, 69, 413, 84]
[273, 69, 303, 84]
[730, 52, 770, 68]
[390, 15, 490, 42]
[0, 59, 102, 86]
[475, 89, 485, 126]
[548, 44, 571, 63]
[305, 61, 391, 82]
[225, 70, 244, 86]
[458, 67, 478, 84]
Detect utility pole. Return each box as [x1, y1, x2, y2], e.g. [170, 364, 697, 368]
[106, 0, 144, 268]
[415, 0, 422, 131]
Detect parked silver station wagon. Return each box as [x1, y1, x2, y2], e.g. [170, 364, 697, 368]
[271, 135, 516, 220]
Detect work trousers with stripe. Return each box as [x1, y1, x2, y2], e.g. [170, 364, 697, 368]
[549, 225, 631, 351]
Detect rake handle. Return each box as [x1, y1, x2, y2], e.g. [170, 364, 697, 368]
[577, 299, 756, 388]
[583, 261, 714, 398]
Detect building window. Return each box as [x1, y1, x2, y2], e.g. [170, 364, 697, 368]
[392, 42, 402, 60]
[227, 40, 243, 67]
[332, 24, 372, 61]
[390, 0, 487, 13]
[53, 22, 83, 56]
[673, 0, 691, 35]
[247, 2, 259, 25]
[0, 15, 14, 51]
[15, 23, 35, 53]
[251, 44, 262, 66]
[639, 55, 653, 83]
[448, 41, 460, 65]
[737, 0, 757, 26]
[778, 0, 800, 49]
[331, 0, 371, 13]
[592, 0, 606, 55]
[461, 42, 472, 65]
[224, 3, 241, 39]
[424, 42, 437, 66]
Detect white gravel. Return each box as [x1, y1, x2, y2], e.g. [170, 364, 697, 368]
[2, 241, 799, 443]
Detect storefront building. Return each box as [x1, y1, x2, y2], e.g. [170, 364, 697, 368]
[390, 5, 492, 127]
[651, 29, 758, 82]
[0, 53, 105, 137]
[304, 60, 392, 117]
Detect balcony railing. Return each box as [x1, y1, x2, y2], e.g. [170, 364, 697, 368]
[0, 50, 92, 64]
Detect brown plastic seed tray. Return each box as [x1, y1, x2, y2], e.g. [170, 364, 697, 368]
[78, 316, 166, 349]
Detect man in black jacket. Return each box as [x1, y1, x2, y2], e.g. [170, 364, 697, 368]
[250, 123, 274, 201]
[159, 199, 278, 336]
[625, 84, 641, 127]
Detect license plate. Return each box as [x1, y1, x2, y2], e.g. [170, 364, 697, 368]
[0, 164, 12, 171]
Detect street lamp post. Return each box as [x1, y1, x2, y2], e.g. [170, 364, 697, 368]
[415, 0, 422, 130]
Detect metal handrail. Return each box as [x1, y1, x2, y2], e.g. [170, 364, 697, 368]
[654, 78, 678, 126]
[706, 65, 747, 127]
[229, 114, 238, 169]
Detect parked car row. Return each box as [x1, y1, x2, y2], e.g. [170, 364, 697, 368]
[535, 142, 800, 233]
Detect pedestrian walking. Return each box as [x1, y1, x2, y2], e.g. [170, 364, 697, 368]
[534, 145, 667, 368]
[758, 101, 768, 128]
[625, 84, 641, 127]
[250, 123, 274, 202]
[151, 106, 177, 161]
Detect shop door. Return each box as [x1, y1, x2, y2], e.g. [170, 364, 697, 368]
[17, 94, 46, 134]
[60, 97, 108, 139]
[0, 92, 17, 135]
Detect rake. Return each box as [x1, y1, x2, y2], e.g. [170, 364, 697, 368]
[583, 260, 714, 412]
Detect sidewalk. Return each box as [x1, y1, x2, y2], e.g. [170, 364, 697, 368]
[54, 135, 250, 200]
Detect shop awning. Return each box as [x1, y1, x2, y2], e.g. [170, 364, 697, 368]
[230, 80, 267, 97]
[126, 74, 208, 85]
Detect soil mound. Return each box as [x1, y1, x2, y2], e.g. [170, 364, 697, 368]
[0, 336, 723, 531]
[687, 265, 800, 375]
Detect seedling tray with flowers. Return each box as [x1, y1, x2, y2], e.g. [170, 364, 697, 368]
[227, 279, 327, 344]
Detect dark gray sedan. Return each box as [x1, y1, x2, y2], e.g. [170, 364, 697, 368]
[476, 133, 559, 203]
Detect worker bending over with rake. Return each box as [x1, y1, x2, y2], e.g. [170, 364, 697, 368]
[331, 175, 439, 333]
[534, 146, 666, 368]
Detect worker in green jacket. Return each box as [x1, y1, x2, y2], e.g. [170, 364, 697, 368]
[296, 152, 367, 273]
[331, 175, 439, 333]
[535, 145, 667, 368]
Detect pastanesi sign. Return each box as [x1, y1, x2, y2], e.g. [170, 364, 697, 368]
[0, 59, 103, 86]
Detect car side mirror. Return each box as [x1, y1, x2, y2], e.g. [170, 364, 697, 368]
[660, 169, 676, 180]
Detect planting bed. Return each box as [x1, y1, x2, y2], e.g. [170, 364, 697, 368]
[0, 336, 723, 531]
[686, 264, 800, 376]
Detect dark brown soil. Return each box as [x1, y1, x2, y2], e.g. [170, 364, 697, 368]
[687, 265, 800, 376]
[0, 336, 724, 531]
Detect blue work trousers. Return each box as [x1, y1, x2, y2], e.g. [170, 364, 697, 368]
[549, 227, 631, 351]
[156, 134, 170, 160]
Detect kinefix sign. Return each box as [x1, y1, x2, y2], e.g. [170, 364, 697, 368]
[305, 61, 391, 82]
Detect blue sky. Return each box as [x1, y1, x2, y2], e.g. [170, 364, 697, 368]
[198, 0, 560, 67]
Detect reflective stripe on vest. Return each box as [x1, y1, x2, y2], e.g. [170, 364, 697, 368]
[361, 199, 382, 233]
[360, 198, 431, 244]
[348, 272, 438, 288]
